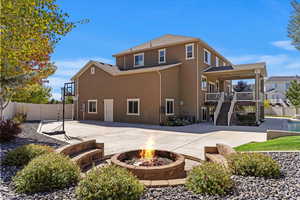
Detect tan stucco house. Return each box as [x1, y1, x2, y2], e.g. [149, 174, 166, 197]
[71, 34, 267, 125]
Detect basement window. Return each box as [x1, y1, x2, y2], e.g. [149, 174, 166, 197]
[127, 98, 140, 115]
[88, 100, 97, 113]
[165, 99, 174, 115]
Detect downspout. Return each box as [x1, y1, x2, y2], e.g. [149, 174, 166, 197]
[157, 71, 162, 124]
[196, 43, 199, 121]
[76, 78, 79, 120]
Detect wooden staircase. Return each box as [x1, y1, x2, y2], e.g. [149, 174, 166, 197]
[216, 102, 231, 126]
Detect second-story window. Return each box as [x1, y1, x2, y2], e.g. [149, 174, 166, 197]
[134, 53, 144, 67]
[204, 49, 211, 65]
[216, 57, 219, 67]
[158, 49, 166, 64]
[185, 43, 194, 60]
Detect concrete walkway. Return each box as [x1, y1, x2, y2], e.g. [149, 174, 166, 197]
[38, 119, 283, 160]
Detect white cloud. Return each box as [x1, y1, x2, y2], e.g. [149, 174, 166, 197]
[271, 40, 296, 51]
[227, 54, 300, 76]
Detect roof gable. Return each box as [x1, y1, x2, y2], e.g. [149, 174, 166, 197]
[71, 60, 181, 80]
[113, 34, 198, 56]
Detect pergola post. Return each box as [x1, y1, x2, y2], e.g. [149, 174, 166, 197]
[255, 69, 260, 124]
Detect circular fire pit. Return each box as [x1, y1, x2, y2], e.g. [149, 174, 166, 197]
[111, 149, 185, 180]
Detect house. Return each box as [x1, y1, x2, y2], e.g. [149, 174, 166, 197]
[71, 34, 267, 125]
[265, 76, 300, 107]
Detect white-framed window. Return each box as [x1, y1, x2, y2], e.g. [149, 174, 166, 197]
[158, 49, 166, 64]
[204, 49, 211, 65]
[134, 53, 144, 67]
[215, 57, 219, 67]
[223, 61, 226, 66]
[91, 67, 95, 75]
[165, 99, 174, 115]
[208, 82, 216, 93]
[201, 76, 207, 90]
[127, 98, 140, 115]
[88, 100, 97, 114]
[185, 43, 194, 60]
[216, 80, 220, 92]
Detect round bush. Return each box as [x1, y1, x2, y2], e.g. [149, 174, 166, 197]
[3, 144, 54, 166]
[76, 165, 144, 200]
[226, 152, 280, 178]
[13, 152, 80, 193]
[186, 162, 233, 195]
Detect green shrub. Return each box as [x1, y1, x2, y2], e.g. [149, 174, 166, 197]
[12, 113, 27, 124]
[3, 144, 54, 166]
[13, 152, 80, 193]
[186, 162, 233, 195]
[0, 120, 22, 142]
[76, 165, 144, 200]
[226, 152, 280, 178]
[162, 116, 192, 126]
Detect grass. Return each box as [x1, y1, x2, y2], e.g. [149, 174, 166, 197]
[235, 136, 300, 151]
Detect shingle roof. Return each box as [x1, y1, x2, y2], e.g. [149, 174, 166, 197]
[71, 61, 181, 80]
[113, 34, 198, 56]
[204, 66, 234, 72]
[203, 62, 267, 77]
[266, 76, 300, 81]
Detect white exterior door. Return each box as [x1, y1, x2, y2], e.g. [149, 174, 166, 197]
[104, 99, 113, 122]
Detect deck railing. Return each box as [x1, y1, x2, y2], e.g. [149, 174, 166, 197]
[205, 93, 221, 102]
[214, 92, 224, 125]
[236, 92, 255, 101]
[228, 92, 237, 126]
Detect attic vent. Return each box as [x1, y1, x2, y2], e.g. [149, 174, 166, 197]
[91, 67, 95, 75]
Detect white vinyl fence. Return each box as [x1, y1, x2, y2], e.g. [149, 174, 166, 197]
[2, 102, 73, 121]
[265, 106, 298, 117]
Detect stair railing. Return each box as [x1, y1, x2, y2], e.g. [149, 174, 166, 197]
[227, 92, 237, 126]
[214, 92, 224, 125]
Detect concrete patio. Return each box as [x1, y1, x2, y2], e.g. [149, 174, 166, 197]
[38, 118, 286, 160]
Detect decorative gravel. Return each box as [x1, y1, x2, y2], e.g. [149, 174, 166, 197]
[1, 122, 300, 200]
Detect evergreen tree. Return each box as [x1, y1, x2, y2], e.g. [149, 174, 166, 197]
[286, 80, 300, 114]
[288, 0, 300, 50]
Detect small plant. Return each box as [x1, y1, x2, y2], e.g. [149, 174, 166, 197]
[13, 152, 80, 193]
[226, 152, 281, 178]
[12, 113, 27, 124]
[162, 116, 192, 126]
[3, 144, 54, 166]
[76, 165, 144, 200]
[186, 162, 233, 195]
[0, 120, 22, 142]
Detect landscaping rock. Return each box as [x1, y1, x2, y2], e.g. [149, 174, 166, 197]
[1, 122, 300, 200]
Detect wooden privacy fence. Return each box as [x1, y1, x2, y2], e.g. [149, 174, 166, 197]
[3, 102, 73, 121]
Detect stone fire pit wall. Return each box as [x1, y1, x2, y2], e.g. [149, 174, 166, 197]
[111, 150, 185, 180]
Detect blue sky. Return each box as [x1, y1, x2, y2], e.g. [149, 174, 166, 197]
[48, 0, 299, 99]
